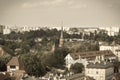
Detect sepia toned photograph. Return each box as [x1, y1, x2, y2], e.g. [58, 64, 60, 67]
[0, 0, 120, 80]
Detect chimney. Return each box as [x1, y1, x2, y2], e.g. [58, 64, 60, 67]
[101, 55, 104, 61]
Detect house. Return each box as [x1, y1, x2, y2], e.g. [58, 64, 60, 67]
[85, 61, 114, 80]
[100, 45, 120, 61]
[7, 57, 20, 72]
[65, 50, 116, 69]
[65, 54, 88, 69]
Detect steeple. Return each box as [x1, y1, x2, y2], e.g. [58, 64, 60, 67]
[59, 22, 64, 47]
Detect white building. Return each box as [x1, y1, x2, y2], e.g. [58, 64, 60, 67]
[100, 45, 120, 61]
[65, 54, 87, 69]
[65, 50, 116, 69]
[85, 61, 114, 80]
[3, 28, 11, 34]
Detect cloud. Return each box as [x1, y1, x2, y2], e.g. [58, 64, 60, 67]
[21, 0, 88, 9]
[22, 0, 66, 8]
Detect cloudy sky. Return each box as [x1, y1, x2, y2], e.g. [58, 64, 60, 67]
[0, 0, 120, 27]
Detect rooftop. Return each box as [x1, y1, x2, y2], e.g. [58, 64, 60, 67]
[87, 62, 113, 69]
[70, 50, 115, 60]
[7, 57, 19, 66]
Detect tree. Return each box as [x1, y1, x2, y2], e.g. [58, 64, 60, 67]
[41, 47, 69, 68]
[21, 54, 46, 77]
[0, 58, 6, 71]
[53, 47, 69, 68]
[70, 63, 84, 74]
[0, 56, 11, 71]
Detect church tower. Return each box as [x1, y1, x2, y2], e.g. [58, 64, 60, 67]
[59, 24, 64, 47]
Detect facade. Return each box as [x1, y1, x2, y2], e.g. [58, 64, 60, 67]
[7, 57, 19, 72]
[85, 62, 114, 80]
[3, 28, 11, 34]
[100, 45, 120, 61]
[65, 50, 116, 69]
[65, 54, 87, 69]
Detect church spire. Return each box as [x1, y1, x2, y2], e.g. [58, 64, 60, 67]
[59, 22, 64, 47]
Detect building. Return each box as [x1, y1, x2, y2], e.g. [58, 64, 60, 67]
[100, 44, 120, 61]
[85, 62, 114, 80]
[65, 54, 88, 69]
[59, 26, 64, 47]
[65, 50, 116, 69]
[7, 57, 20, 72]
[3, 26, 11, 34]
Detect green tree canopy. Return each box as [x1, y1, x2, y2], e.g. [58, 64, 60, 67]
[70, 63, 84, 74]
[21, 54, 46, 77]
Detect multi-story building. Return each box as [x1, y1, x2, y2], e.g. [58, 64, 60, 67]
[65, 50, 116, 69]
[100, 44, 120, 61]
[85, 61, 114, 80]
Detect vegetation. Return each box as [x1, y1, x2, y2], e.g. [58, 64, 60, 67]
[21, 54, 46, 77]
[0, 56, 11, 71]
[41, 47, 69, 68]
[1, 27, 120, 77]
[70, 63, 84, 74]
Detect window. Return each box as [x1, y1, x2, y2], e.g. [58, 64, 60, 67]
[10, 65, 16, 69]
[96, 71, 98, 74]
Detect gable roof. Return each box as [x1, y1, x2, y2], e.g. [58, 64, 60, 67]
[7, 57, 19, 66]
[70, 50, 115, 60]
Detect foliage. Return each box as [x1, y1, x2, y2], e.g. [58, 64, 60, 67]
[21, 54, 46, 77]
[70, 63, 84, 74]
[41, 47, 69, 68]
[69, 41, 99, 53]
[0, 56, 11, 71]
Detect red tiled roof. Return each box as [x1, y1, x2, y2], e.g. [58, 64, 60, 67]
[70, 50, 115, 60]
[7, 57, 19, 66]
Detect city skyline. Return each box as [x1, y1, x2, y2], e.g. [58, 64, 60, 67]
[0, 0, 120, 27]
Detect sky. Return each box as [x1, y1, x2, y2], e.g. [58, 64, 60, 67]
[0, 0, 120, 27]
